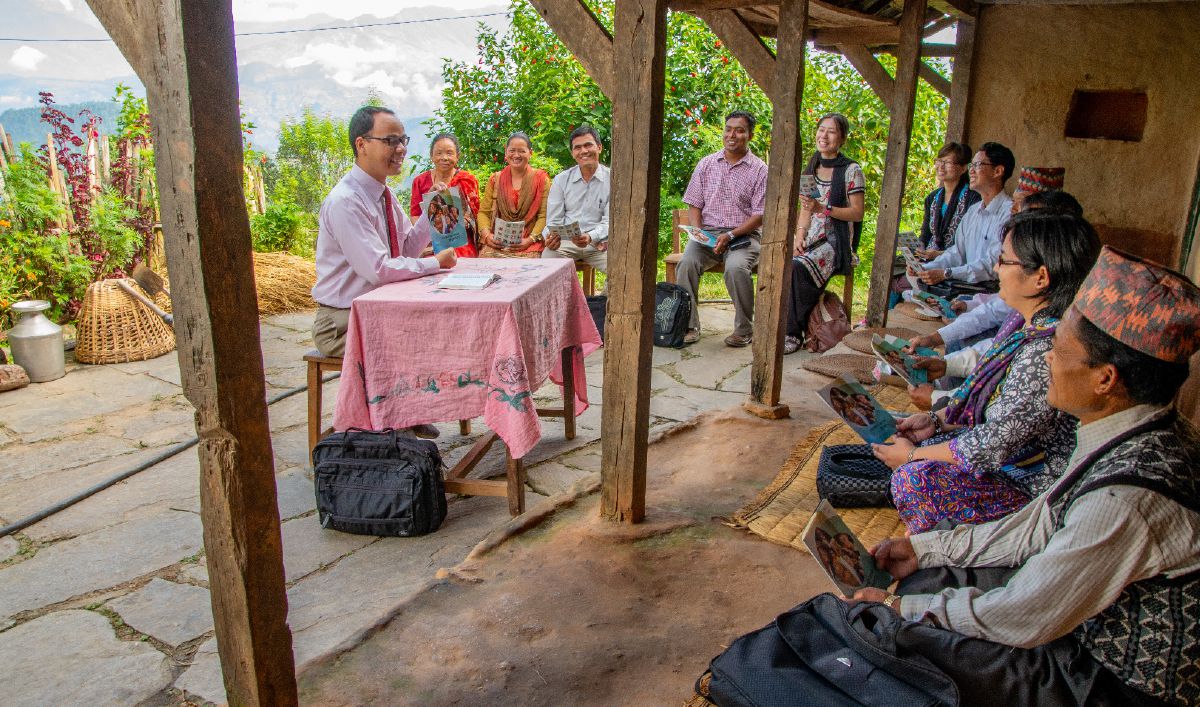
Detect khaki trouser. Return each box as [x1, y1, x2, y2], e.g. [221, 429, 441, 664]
[541, 241, 609, 273]
[312, 305, 350, 358]
[675, 237, 760, 337]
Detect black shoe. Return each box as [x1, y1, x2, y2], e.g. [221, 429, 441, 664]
[408, 424, 440, 439]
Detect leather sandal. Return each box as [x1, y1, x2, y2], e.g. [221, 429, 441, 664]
[683, 328, 700, 345]
[724, 333, 752, 348]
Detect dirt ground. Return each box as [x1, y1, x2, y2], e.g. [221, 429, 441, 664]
[298, 401, 837, 705]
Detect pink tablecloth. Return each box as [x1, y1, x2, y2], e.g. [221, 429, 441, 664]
[333, 259, 602, 459]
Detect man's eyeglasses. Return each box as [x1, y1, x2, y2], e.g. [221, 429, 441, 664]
[362, 134, 411, 148]
[967, 161, 995, 171]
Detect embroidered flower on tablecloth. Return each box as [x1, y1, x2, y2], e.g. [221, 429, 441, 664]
[494, 355, 527, 385]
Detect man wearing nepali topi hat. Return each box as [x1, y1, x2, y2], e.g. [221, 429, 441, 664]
[1011, 166, 1066, 215]
[782, 246, 1200, 705]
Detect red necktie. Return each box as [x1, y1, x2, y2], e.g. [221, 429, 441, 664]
[382, 188, 400, 257]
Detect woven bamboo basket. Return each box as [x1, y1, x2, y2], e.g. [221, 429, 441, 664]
[800, 353, 876, 384]
[75, 279, 176, 364]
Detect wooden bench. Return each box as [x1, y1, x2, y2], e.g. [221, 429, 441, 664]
[576, 261, 596, 296]
[664, 207, 855, 318]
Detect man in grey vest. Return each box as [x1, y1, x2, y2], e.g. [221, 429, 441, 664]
[857, 246, 1200, 705]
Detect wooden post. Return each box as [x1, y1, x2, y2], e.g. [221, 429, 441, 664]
[744, 0, 809, 419]
[85, 1, 297, 704]
[865, 0, 928, 327]
[945, 17, 976, 144]
[599, 0, 668, 523]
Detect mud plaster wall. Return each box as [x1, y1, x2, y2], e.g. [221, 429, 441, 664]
[964, 2, 1200, 267]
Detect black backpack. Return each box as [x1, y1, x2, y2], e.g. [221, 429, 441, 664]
[312, 428, 447, 537]
[653, 282, 692, 348]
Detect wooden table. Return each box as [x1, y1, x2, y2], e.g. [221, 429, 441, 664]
[333, 259, 602, 515]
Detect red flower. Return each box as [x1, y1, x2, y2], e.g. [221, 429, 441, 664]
[684, 109, 692, 118]
[714, 40, 722, 48]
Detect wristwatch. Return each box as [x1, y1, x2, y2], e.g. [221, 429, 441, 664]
[883, 593, 901, 611]
[824, 204, 833, 217]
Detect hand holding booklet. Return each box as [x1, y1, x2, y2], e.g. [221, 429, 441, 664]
[803, 500, 893, 598]
[679, 224, 720, 248]
[870, 334, 929, 386]
[816, 374, 896, 444]
[913, 290, 958, 320]
[493, 218, 525, 248]
[547, 221, 583, 243]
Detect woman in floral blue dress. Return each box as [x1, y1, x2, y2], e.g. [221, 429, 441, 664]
[872, 212, 1101, 533]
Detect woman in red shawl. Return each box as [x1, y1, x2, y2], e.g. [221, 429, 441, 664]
[409, 132, 480, 258]
[477, 132, 548, 258]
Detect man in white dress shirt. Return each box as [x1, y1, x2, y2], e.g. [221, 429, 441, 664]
[542, 126, 610, 274]
[311, 106, 457, 358]
[916, 142, 1015, 295]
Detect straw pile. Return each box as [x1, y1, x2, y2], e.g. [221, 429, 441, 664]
[252, 252, 316, 315]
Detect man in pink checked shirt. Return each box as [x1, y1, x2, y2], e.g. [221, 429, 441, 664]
[311, 106, 458, 438]
[675, 110, 768, 348]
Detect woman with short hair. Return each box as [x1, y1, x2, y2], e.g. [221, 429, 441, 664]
[873, 211, 1102, 533]
[477, 132, 549, 258]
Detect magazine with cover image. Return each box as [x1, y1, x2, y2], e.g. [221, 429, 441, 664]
[816, 374, 896, 445]
[421, 187, 469, 252]
[799, 174, 821, 199]
[899, 246, 925, 273]
[493, 218, 526, 248]
[679, 224, 720, 248]
[870, 334, 929, 386]
[802, 500, 893, 598]
[898, 230, 921, 253]
[913, 290, 958, 320]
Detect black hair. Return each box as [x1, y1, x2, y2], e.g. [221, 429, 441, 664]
[936, 142, 972, 165]
[803, 113, 852, 175]
[1002, 211, 1101, 318]
[506, 131, 533, 151]
[568, 125, 602, 149]
[429, 132, 460, 157]
[349, 106, 396, 157]
[724, 110, 756, 135]
[980, 141, 1015, 183]
[1024, 190, 1083, 218]
[1074, 313, 1191, 406]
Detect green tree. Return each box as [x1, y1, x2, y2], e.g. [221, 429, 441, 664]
[267, 108, 353, 213]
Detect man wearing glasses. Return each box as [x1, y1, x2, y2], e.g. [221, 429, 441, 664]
[311, 106, 458, 361]
[542, 126, 610, 275]
[915, 142, 1015, 297]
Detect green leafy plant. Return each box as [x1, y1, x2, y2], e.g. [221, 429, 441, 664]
[89, 187, 142, 276]
[250, 201, 315, 256]
[267, 109, 353, 214]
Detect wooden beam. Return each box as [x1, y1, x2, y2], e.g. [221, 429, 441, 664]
[812, 24, 900, 47]
[928, 0, 976, 16]
[879, 41, 956, 57]
[600, 0, 668, 523]
[918, 61, 951, 97]
[945, 17, 976, 143]
[746, 0, 809, 418]
[838, 44, 895, 109]
[810, 0, 894, 25]
[924, 14, 957, 36]
[526, 0, 616, 99]
[668, 0, 773, 10]
[701, 9, 777, 99]
[85, 1, 297, 704]
[866, 0, 928, 327]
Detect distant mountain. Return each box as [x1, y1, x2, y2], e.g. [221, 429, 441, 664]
[0, 100, 121, 148]
[1, 5, 509, 152]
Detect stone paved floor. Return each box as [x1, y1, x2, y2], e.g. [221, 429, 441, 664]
[0, 303, 929, 705]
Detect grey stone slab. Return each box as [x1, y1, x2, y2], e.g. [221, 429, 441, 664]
[651, 345, 684, 365]
[146, 366, 182, 387]
[106, 578, 213, 647]
[175, 637, 226, 705]
[674, 346, 752, 389]
[116, 403, 195, 447]
[178, 562, 209, 585]
[525, 461, 594, 496]
[276, 467, 316, 520]
[281, 516, 377, 583]
[103, 351, 179, 377]
[559, 445, 602, 474]
[20, 449, 201, 543]
[271, 425, 313, 471]
[650, 387, 748, 423]
[650, 367, 684, 391]
[0, 434, 142, 483]
[265, 310, 317, 333]
[0, 511, 202, 619]
[0, 609, 171, 706]
[286, 498, 508, 668]
[0, 535, 19, 562]
[265, 387, 312, 431]
[718, 363, 752, 393]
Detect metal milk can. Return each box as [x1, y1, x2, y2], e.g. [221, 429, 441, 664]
[8, 300, 66, 382]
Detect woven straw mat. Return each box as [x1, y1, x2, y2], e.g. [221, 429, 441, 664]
[75, 279, 176, 364]
[841, 326, 919, 354]
[895, 300, 941, 321]
[801, 353, 876, 384]
[730, 384, 918, 555]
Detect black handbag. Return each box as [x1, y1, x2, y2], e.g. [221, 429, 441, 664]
[816, 444, 894, 508]
[653, 282, 693, 348]
[312, 428, 447, 537]
[586, 294, 607, 340]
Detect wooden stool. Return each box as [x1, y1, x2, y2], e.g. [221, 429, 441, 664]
[576, 261, 596, 296]
[305, 350, 343, 455]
